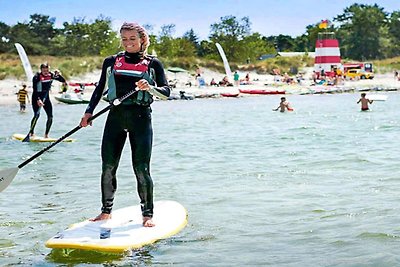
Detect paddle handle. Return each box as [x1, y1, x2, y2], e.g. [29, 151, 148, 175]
[17, 89, 137, 169]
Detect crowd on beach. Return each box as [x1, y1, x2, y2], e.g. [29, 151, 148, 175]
[11, 63, 390, 117]
[3, 64, 400, 106]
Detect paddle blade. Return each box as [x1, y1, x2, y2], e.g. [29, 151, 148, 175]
[0, 167, 19, 192]
[22, 134, 30, 142]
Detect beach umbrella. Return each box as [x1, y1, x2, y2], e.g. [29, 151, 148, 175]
[168, 67, 187, 73]
[167, 67, 188, 79]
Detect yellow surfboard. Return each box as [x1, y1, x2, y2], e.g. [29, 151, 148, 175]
[12, 133, 75, 143]
[45, 200, 188, 253]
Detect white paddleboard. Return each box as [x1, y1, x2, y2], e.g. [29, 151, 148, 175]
[12, 133, 75, 143]
[366, 94, 388, 101]
[45, 200, 187, 253]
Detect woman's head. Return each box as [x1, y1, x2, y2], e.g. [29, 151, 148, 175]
[120, 22, 149, 55]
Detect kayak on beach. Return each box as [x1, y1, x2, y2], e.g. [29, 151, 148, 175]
[239, 89, 286, 95]
[220, 92, 239, 97]
[55, 95, 90, 104]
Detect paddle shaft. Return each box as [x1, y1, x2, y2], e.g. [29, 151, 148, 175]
[18, 89, 137, 169]
[22, 92, 49, 142]
[18, 106, 110, 169]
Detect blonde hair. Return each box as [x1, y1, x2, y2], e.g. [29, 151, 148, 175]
[120, 22, 150, 56]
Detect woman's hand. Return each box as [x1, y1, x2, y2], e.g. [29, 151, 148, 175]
[135, 79, 151, 91]
[80, 113, 93, 127]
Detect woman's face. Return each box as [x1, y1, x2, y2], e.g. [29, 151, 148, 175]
[121, 29, 141, 53]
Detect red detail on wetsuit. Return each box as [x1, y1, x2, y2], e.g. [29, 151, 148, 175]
[113, 56, 150, 73]
[40, 73, 52, 82]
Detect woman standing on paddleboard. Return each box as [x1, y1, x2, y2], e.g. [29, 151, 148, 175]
[80, 22, 170, 227]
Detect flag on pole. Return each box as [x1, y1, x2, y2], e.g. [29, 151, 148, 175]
[318, 20, 329, 29]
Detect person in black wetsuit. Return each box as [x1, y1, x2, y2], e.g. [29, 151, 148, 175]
[30, 63, 66, 138]
[80, 22, 171, 227]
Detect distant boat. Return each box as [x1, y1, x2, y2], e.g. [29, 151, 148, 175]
[55, 94, 89, 104]
[220, 92, 239, 97]
[239, 89, 285, 95]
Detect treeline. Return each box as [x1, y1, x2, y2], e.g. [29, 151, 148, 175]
[0, 3, 399, 63]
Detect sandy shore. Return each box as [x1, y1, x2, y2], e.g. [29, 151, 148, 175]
[1, 68, 399, 106]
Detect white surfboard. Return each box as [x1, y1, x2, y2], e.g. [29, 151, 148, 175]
[45, 200, 187, 253]
[366, 94, 388, 101]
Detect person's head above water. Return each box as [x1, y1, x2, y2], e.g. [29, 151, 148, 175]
[120, 22, 150, 56]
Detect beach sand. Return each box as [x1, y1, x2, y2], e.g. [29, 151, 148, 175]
[1, 68, 399, 106]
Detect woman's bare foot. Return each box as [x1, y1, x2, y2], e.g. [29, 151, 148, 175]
[143, 216, 155, 227]
[89, 213, 112, 221]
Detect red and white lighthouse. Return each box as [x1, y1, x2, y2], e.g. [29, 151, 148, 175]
[314, 32, 342, 77]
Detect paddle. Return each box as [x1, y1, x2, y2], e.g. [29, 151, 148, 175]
[0, 89, 137, 193]
[22, 92, 49, 142]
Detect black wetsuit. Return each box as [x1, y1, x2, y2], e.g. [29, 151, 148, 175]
[85, 52, 170, 217]
[30, 72, 66, 135]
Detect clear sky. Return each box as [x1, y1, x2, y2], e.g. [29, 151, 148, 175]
[0, 0, 399, 40]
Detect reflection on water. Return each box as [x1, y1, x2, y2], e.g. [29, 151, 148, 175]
[46, 246, 157, 265]
[46, 248, 125, 264]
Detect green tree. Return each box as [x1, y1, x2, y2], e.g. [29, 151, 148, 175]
[61, 18, 92, 56]
[183, 28, 200, 54]
[292, 34, 310, 52]
[58, 16, 117, 56]
[155, 24, 175, 58]
[0, 22, 12, 53]
[170, 38, 197, 58]
[26, 14, 57, 54]
[241, 33, 275, 62]
[197, 40, 216, 59]
[8, 23, 37, 54]
[90, 16, 119, 56]
[387, 11, 400, 57]
[156, 25, 197, 58]
[335, 3, 388, 60]
[209, 15, 251, 62]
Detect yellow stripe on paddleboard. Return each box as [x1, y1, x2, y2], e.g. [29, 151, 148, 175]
[45, 200, 188, 253]
[12, 133, 75, 143]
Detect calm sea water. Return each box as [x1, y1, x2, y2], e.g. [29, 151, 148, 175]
[1, 91, 400, 266]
